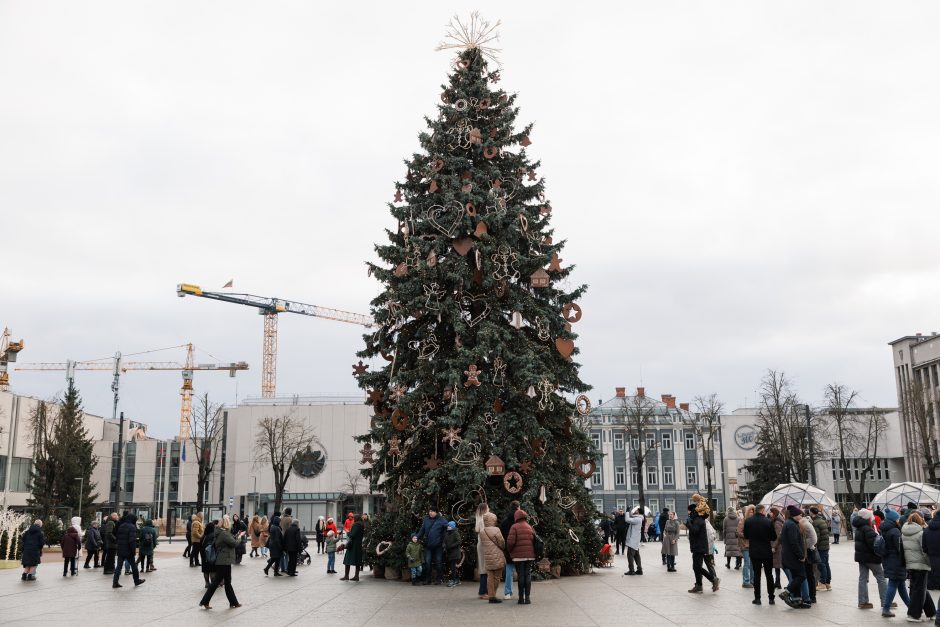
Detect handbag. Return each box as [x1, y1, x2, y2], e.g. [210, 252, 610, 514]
[806, 548, 820, 564]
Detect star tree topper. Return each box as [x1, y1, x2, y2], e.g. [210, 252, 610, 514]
[435, 12, 502, 67]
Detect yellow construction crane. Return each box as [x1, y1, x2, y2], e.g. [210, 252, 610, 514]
[0, 327, 25, 391]
[177, 283, 373, 398]
[15, 343, 248, 439]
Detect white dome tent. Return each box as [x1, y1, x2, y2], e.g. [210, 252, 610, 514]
[869, 482, 940, 510]
[759, 482, 837, 511]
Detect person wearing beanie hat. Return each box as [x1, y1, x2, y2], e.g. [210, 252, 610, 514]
[854, 508, 887, 610]
[880, 508, 909, 617]
[778, 506, 808, 608]
[444, 519, 463, 587]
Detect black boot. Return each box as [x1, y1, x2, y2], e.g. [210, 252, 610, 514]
[351, 566, 360, 582]
[340, 565, 350, 581]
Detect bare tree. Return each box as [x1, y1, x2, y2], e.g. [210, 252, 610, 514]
[903, 380, 938, 484]
[756, 370, 822, 483]
[189, 393, 223, 513]
[686, 394, 724, 511]
[254, 412, 317, 512]
[822, 384, 887, 506]
[620, 392, 660, 509]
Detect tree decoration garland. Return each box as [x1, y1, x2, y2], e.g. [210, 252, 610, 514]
[375, 540, 393, 555]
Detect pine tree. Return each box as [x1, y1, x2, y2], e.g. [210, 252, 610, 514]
[355, 18, 600, 575]
[27, 382, 98, 522]
[739, 423, 789, 506]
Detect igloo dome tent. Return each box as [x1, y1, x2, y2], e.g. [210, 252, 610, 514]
[759, 482, 837, 511]
[869, 482, 940, 510]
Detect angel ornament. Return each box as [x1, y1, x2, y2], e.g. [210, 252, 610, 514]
[491, 245, 520, 281]
[424, 283, 445, 311]
[491, 357, 507, 388]
[537, 377, 556, 411]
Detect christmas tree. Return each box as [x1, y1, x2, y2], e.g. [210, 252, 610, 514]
[355, 14, 600, 576]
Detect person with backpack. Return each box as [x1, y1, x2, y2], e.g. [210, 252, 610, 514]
[854, 508, 888, 610]
[199, 515, 242, 609]
[880, 508, 910, 617]
[507, 508, 537, 605]
[137, 519, 158, 573]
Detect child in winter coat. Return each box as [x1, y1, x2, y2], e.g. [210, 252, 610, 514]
[325, 530, 338, 574]
[406, 535, 424, 585]
[444, 521, 462, 587]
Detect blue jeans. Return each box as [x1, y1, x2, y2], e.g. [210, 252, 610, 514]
[504, 561, 514, 595]
[478, 573, 488, 595]
[327, 552, 335, 572]
[742, 549, 752, 585]
[423, 545, 444, 583]
[817, 549, 831, 584]
[410, 566, 422, 580]
[885, 578, 911, 613]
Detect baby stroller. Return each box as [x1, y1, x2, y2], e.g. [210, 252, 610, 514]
[299, 533, 312, 566]
[596, 543, 614, 568]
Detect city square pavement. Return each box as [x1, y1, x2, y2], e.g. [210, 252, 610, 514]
[0, 536, 924, 625]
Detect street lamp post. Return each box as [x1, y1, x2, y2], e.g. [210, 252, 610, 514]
[76, 476, 84, 523]
[800, 404, 817, 485]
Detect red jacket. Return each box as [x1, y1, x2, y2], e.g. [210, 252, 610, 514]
[507, 510, 536, 560]
[343, 515, 354, 533]
[61, 526, 81, 558]
[325, 521, 338, 536]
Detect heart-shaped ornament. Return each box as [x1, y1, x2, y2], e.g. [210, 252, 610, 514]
[474, 221, 488, 238]
[452, 238, 473, 256]
[427, 202, 465, 238]
[555, 338, 575, 358]
[460, 293, 491, 327]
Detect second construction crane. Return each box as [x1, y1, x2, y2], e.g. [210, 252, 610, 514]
[177, 283, 373, 398]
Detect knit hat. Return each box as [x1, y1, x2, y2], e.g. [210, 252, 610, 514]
[909, 502, 918, 509]
[809, 507, 819, 516]
[885, 508, 900, 522]
[786, 505, 802, 518]
[447, 521, 457, 529]
[858, 508, 873, 521]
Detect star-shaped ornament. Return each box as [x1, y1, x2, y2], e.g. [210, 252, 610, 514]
[352, 361, 369, 376]
[519, 460, 534, 474]
[441, 426, 462, 448]
[390, 385, 407, 401]
[423, 455, 441, 470]
[367, 388, 382, 403]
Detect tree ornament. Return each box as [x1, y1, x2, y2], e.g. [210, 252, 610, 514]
[452, 237, 473, 256]
[428, 179, 439, 193]
[459, 294, 491, 327]
[473, 221, 488, 237]
[431, 158, 445, 172]
[537, 377, 556, 411]
[556, 489, 577, 509]
[464, 364, 482, 387]
[548, 252, 563, 273]
[537, 557, 552, 573]
[574, 458, 596, 479]
[359, 443, 375, 465]
[485, 455, 505, 475]
[389, 385, 407, 401]
[482, 411, 499, 431]
[520, 135, 532, 147]
[529, 437, 546, 457]
[484, 146, 499, 159]
[375, 540, 393, 555]
[518, 460, 533, 474]
[526, 385, 536, 398]
[510, 311, 524, 329]
[562, 302, 582, 323]
[352, 361, 369, 376]
[408, 333, 440, 361]
[575, 394, 592, 415]
[538, 484, 547, 504]
[367, 388, 383, 403]
[426, 202, 466, 237]
[490, 357, 507, 387]
[388, 436, 401, 456]
[441, 426, 462, 448]
[435, 12, 503, 66]
[555, 338, 575, 359]
[426, 249, 438, 268]
[567, 529, 580, 543]
[526, 169, 537, 181]
[391, 409, 411, 432]
[503, 471, 523, 494]
[530, 269, 550, 288]
[424, 283, 445, 310]
[491, 245, 520, 281]
[423, 455, 441, 470]
[394, 189, 403, 203]
[394, 262, 408, 278]
[534, 316, 550, 341]
[453, 440, 481, 465]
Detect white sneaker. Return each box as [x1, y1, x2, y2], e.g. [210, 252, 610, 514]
[905, 617, 922, 623]
[504, 594, 512, 600]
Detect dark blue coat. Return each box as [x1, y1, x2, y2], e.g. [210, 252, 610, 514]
[417, 515, 448, 549]
[84, 526, 102, 551]
[266, 522, 284, 559]
[115, 514, 138, 558]
[21, 524, 44, 567]
[922, 517, 940, 571]
[780, 518, 805, 571]
[880, 520, 906, 580]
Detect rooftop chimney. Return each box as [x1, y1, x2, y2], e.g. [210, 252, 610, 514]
[636, 387, 645, 398]
[615, 387, 626, 398]
[679, 402, 690, 411]
[661, 394, 676, 409]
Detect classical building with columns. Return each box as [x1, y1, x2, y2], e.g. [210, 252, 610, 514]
[891, 332, 940, 483]
[585, 386, 725, 515]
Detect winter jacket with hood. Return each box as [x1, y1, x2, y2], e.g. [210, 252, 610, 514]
[115, 514, 139, 558]
[284, 521, 304, 553]
[138, 520, 158, 557]
[191, 518, 205, 542]
[687, 512, 708, 555]
[406, 540, 423, 568]
[902, 522, 930, 571]
[444, 525, 462, 562]
[213, 526, 238, 566]
[812, 514, 831, 551]
[922, 516, 940, 572]
[879, 519, 906, 580]
[102, 517, 117, 549]
[854, 515, 881, 564]
[61, 526, 81, 559]
[723, 511, 742, 557]
[21, 523, 44, 566]
[625, 513, 643, 550]
[479, 512, 506, 571]
[343, 519, 364, 567]
[507, 509, 536, 560]
[84, 525, 102, 552]
[266, 522, 284, 559]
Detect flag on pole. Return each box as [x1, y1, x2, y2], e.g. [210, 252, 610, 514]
[181, 441, 187, 462]
[222, 279, 234, 288]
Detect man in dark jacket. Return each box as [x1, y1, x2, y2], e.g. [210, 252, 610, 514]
[102, 513, 118, 575]
[112, 513, 145, 588]
[600, 514, 612, 546]
[613, 509, 628, 555]
[417, 507, 449, 585]
[687, 505, 716, 593]
[184, 515, 192, 558]
[743, 504, 777, 605]
[854, 508, 887, 609]
[778, 505, 808, 609]
[500, 500, 520, 599]
[83, 521, 103, 569]
[880, 509, 908, 617]
[264, 521, 284, 576]
[921, 510, 940, 590]
[283, 520, 303, 576]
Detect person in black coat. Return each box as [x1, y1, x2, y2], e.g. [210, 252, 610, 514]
[283, 520, 303, 576]
[686, 505, 715, 593]
[83, 521, 103, 569]
[922, 511, 940, 591]
[778, 505, 807, 609]
[743, 504, 777, 605]
[200, 522, 217, 587]
[600, 514, 613, 546]
[112, 513, 145, 588]
[20, 520, 44, 581]
[880, 509, 910, 617]
[264, 520, 284, 576]
[854, 508, 888, 609]
[102, 512, 118, 574]
[613, 510, 628, 555]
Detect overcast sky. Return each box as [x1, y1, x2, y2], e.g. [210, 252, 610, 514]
[2, 1, 938, 438]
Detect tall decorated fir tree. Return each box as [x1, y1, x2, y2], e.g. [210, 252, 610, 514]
[355, 15, 600, 575]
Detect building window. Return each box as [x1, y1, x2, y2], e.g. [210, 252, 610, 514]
[687, 466, 698, 486]
[884, 459, 890, 481]
[616, 498, 627, 511]
[685, 432, 696, 450]
[630, 434, 639, 450]
[647, 467, 658, 486]
[615, 466, 625, 485]
[662, 432, 672, 450]
[593, 499, 604, 511]
[0, 457, 32, 493]
[613, 432, 624, 451]
[592, 469, 602, 486]
[649, 498, 660, 512]
[631, 469, 639, 485]
[665, 498, 676, 512]
[646, 433, 656, 449]
[591, 433, 601, 451]
[663, 466, 674, 485]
